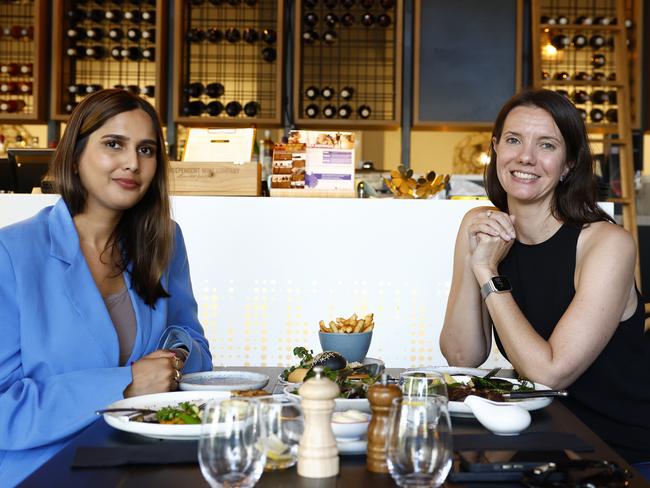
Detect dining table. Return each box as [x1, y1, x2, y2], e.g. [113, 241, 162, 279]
[20, 366, 650, 487]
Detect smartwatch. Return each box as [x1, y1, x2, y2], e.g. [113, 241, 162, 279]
[480, 276, 512, 300]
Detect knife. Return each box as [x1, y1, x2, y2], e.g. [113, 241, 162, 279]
[502, 390, 568, 399]
[95, 408, 157, 415]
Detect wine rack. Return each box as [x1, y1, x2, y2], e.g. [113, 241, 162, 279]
[293, 0, 402, 128]
[0, 0, 48, 123]
[532, 0, 639, 282]
[173, 0, 284, 126]
[51, 0, 167, 121]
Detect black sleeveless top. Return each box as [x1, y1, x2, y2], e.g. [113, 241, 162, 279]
[496, 224, 650, 463]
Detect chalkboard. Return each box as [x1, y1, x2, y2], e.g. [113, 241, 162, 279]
[414, 0, 521, 127]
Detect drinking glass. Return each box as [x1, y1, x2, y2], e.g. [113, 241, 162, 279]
[399, 370, 448, 399]
[198, 398, 266, 488]
[257, 396, 303, 471]
[386, 396, 453, 487]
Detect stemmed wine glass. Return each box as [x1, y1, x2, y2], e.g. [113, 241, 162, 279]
[386, 396, 453, 487]
[198, 398, 266, 488]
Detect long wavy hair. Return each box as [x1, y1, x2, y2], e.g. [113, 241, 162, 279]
[51, 89, 173, 306]
[485, 89, 614, 225]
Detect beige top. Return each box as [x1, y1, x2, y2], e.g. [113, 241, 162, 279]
[104, 287, 136, 366]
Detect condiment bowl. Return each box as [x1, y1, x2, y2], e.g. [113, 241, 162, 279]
[464, 395, 531, 436]
[331, 410, 370, 440]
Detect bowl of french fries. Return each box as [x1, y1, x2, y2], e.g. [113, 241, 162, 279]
[318, 313, 374, 363]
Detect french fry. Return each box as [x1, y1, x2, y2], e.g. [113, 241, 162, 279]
[353, 320, 364, 333]
[320, 312, 376, 334]
[330, 321, 340, 333]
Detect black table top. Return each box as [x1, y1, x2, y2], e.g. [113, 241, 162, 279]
[20, 367, 650, 487]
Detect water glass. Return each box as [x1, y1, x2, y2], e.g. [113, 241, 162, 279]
[386, 396, 453, 487]
[257, 396, 303, 471]
[198, 399, 266, 488]
[400, 370, 448, 399]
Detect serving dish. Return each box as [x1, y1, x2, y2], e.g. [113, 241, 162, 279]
[179, 371, 269, 392]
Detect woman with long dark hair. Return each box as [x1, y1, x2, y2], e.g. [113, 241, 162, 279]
[0, 89, 212, 485]
[440, 89, 649, 470]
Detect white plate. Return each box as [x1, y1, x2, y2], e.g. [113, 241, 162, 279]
[283, 386, 371, 413]
[406, 367, 552, 418]
[179, 371, 269, 392]
[102, 391, 231, 440]
[277, 357, 385, 386]
[337, 436, 367, 455]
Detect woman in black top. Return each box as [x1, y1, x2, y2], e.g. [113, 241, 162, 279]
[440, 89, 650, 472]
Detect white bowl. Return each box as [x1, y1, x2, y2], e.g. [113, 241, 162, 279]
[331, 411, 371, 440]
[464, 395, 531, 436]
[283, 386, 370, 413]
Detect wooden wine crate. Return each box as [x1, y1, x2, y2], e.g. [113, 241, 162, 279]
[170, 161, 261, 196]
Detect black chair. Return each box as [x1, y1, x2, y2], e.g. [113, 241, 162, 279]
[7, 148, 55, 193]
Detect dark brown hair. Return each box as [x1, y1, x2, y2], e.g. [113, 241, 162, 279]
[51, 89, 173, 306]
[485, 89, 613, 225]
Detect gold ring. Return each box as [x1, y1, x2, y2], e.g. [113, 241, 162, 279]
[174, 369, 181, 382]
[174, 357, 181, 368]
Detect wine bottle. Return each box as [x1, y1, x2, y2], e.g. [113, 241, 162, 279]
[324, 13, 338, 28]
[183, 101, 206, 116]
[127, 28, 142, 41]
[591, 90, 610, 104]
[304, 12, 318, 27]
[322, 104, 336, 118]
[341, 0, 355, 8]
[85, 84, 103, 94]
[321, 86, 334, 99]
[341, 13, 355, 27]
[589, 35, 605, 49]
[64, 102, 77, 114]
[261, 47, 276, 62]
[66, 28, 86, 41]
[338, 104, 352, 118]
[305, 104, 319, 118]
[377, 13, 391, 27]
[592, 72, 607, 81]
[225, 101, 242, 116]
[360, 0, 374, 8]
[141, 47, 155, 61]
[0, 100, 26, 113]
[594, 16, 611, 25]
[572, 90, 589, 104]
[607, 72, 617, 81]
[357, 104, 371, 118]
[86, 46, 106, 59]
[207, 28, 223, 43]
[361, 13, 374, 27]
[126, 85, 140, 95]
[302, 30, 319, 44]
[141, 11, 155, 24]
[124, 10, 142, 23]
[305, 0, 318, 8]
[305, 86, 319, 99]
[244, 101, 259, 117]
[540, 15, 556, 25]
[262, 29, 276, 44]
[205, 82, 225, 98]
[577, 108, 587, 121]
[339, 86, 354, 100]
[18, 81, 33, 95]
[206, 100, 224, 116]
[322, 30, 337, 44]
[86, 9, 104, 23]
[243, 28, 259, 43]
[553, 71, 570, 80]
[605, 108, 617, 123]
[575, 15, 593, 25]
[325, 0, 338, 7]
[66, 46, 86, 58]
[541, 70, 550, 80]
[111, 46, 124, 60]
[0, 82, 17, 94]
[185, 82, 205, 98]
[225, 28, 241, 43]
[66, 8, 85, 22]
[142, 28, 156, 42]
[590, 108, 604, 122]
[19, 63, 33, 76]
[108, 28, 124, 40]
[187, 28, 206, 43]
[68, 84, 88, 95]
[86, 27, 104, 41]
[551, 34, 569, 49]
[141, 85, 155, 97]
[556, 15, 569, 25]
[572, 34, 587, 49]
[607, 90, 617, 104]
[574, 71, 591, 81]
[0, 63, 19, 75]
[591, 53, 606, 67]
[105, 9, 124, 22]
[122, 47, 142, 61]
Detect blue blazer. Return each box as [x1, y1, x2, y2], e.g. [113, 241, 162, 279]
[0, 199, 213, 486]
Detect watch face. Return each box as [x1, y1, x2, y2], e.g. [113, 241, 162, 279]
[492, 276, 511, 291]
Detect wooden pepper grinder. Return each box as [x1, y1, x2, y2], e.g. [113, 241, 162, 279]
[297, 366, 340, 478]
[367, 373, 402, 473]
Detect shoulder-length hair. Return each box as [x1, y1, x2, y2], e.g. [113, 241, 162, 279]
[51, 89, 173, 307]
[485, 89, 613, 225]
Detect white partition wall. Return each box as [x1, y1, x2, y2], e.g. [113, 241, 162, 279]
[4, 195, 613, 369]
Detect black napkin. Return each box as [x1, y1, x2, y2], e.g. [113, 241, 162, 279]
[72, 441, 199, 468]
[453, 432, 594, 452]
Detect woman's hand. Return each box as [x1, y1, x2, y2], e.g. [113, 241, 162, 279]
[124, 349, 183, 398]
[467, 209, 516, 253]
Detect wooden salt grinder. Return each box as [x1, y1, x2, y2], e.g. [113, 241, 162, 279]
[367, 374, 402, 473]
[297, 366, 340, 478]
